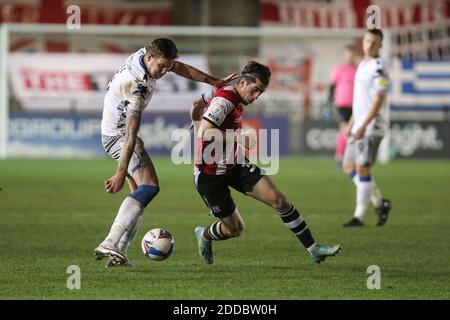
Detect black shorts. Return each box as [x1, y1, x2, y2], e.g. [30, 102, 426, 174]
[194, 163, 264, 218]
[337, 107, 353, 122]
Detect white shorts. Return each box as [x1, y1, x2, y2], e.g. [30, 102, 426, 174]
[101, 135, 152, 175]
[343, 135, 383, 166]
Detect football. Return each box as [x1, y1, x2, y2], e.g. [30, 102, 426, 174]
[141, 228, 174, 261]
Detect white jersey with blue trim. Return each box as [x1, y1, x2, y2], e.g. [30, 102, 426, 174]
[101, 47, 156, 136]
[352, 56, 389, 137]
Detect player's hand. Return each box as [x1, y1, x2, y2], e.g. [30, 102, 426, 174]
[343, 124, 352, 137]
[238, 130, 257, 150]
[212, 73, 239, 87]
[189, 120, 202, 136]
[354, 125, 366, 139]
[246, 134, 257, 150]
[105, 172, 126, 194]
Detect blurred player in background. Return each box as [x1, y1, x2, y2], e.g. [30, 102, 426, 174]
[190, 61, 342, 264]
[326, 45, 357, 168]
[95, 38, 236, 267]
[342, 29, 392, 228]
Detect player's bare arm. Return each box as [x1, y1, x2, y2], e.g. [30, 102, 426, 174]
[354, 92, 386, 139]
[191, 96, 207, 121]
[344, 114, 355, 137]
[198, 118, 223, 140]
[105, 114, 141, 194]
[172, 61, 238, 87]
[190, 96, 207, 133]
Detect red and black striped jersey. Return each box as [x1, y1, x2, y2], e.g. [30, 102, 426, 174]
[196, 85, 243, 175]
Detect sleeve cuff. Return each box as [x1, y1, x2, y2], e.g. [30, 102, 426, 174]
[202, 116, 220, 128]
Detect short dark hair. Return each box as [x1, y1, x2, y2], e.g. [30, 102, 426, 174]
[146, 38, 179, 59]
[366, 28, 383, 41]
[241, 61, 271, 87]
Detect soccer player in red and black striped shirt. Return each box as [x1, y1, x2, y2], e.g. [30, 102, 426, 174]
[191, 61, 342, 264]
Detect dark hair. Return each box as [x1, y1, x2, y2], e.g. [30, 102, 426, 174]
[366, 28, 383, 41]
[146, 38, 179, 59]
[241, 61, 271, 87]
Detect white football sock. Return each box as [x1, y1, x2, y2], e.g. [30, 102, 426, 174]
[102, 197, 143, 248]
[352, 174, 359, 186]
[351, 173, 382, 208]
[354, 178, 372, 221]
[371, 180, 383, 208]
[353, 204, 367, 221]
[118, 214, 143, 256]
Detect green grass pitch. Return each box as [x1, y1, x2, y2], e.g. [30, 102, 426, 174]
[0, 157, 449, 299]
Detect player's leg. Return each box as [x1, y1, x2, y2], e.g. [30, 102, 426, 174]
[193, 171, 240, 264]
[194, 208, 245, 264]
[201, 208, 245, 241]
[104, 175, 141, 267]
[97, 137, 159, 266]
[342, 135, 356, 176]
[126, 175, 138, 192]
[353, 162, 372, 224]
[220, 210, 245, 238]
[335, 121, 347, 167]
[246, 175, 341, 263]
[364, 136, 391, 226]
[117, 175, 141, 256]
[342, 135, 364, 226]
[246, 176, 314, 249]
[335, 108, 351, 168]
[103, 161, 159, 267]
[343, 136, 386, 219]
[344, 136, 391, 227]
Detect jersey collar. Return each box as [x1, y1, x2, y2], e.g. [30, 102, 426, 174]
[139, 55, 151, 78]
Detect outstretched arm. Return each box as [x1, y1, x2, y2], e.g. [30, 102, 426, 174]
[172, 61, 238, 87]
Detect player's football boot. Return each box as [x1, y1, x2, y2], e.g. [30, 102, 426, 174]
[194, 226, 214, 264]
[105, 256, 133, 268]
[376, 198, 391, 226]
[94, 244, 126, 263]
[343, 217, 364, 227]
[309, 244, 343, 264]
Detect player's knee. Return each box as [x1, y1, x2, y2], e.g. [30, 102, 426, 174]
[356, 166, 371, 177]
[343, 162, 355, 175]
[129, 184, 160, 208]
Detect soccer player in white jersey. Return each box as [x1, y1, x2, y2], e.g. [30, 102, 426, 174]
[95, 38, 237, 267]
[190, 61, 342, 264]
[342, 29, 392, 227]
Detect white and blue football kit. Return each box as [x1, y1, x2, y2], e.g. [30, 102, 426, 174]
[344, 56, 389, 166]
[101, 47, 154, 175]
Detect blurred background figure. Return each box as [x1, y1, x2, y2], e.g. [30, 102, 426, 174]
[326, 45, 358, 168]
